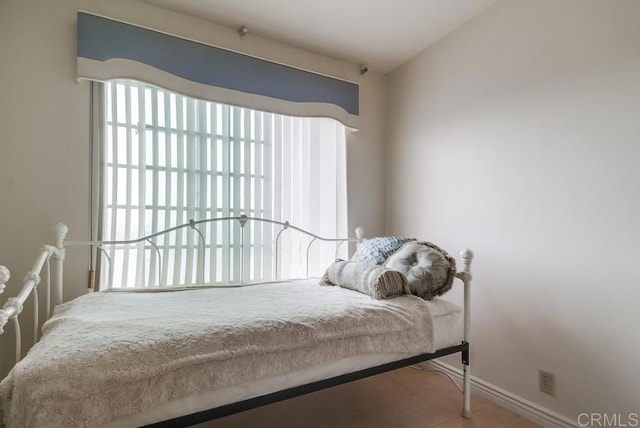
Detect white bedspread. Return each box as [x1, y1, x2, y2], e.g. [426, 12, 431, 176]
[0, 279, 434, 428]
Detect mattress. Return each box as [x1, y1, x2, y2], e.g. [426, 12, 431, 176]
[108, 295, 462, 427]
[0, 279, 461, 428]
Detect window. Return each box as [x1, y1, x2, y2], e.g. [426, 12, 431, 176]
[95, 80, 347, 288]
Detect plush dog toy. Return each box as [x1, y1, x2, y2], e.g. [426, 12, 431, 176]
[384, 241, 456, 300]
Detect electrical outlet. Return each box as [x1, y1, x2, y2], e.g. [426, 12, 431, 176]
[539, 370, 555, 396]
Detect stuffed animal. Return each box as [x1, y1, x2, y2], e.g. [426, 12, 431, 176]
[384, 241, 456, 300]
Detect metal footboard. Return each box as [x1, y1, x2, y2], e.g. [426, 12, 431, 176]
[0, 223, 68, 362]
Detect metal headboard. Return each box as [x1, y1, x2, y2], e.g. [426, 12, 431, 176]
[65, 215, 365, 287]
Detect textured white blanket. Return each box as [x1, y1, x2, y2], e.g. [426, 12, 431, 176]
[0, 279, 434, 427]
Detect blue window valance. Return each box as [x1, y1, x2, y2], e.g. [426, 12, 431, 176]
[77, 12, 359, 128]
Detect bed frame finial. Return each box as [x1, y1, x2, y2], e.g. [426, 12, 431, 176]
[53, 223, 69, 249]
[355, 227, 365, 246]
[0, 265, 10, 295]
[461, 249, 474, 270]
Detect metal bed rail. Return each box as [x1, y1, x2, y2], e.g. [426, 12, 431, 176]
[64, 215, 365, 288]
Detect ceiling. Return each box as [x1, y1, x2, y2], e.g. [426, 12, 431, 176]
[142, 0, 496, 74]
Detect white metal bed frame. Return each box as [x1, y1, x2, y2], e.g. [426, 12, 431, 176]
[0, 216, 474, 424]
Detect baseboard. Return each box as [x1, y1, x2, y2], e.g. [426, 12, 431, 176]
[427, 361, 578, 428]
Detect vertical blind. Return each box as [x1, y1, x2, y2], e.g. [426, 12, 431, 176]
[99, 80, 347, 288]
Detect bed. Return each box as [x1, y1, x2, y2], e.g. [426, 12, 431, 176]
[0, 216, 473, 427]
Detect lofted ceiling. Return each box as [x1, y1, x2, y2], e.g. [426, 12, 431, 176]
[142, 0, 496, 74]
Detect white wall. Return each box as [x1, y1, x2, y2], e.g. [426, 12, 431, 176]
[0, 0, 387, 377]
[387, 0, 640, 421]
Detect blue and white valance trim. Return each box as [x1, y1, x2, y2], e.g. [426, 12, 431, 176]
[77, 12, 359, 128]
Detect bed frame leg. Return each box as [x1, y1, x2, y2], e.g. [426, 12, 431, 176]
[460, 344, 471, 418]
[462, 360, 471, 418]
[458, 249, 473, 419]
